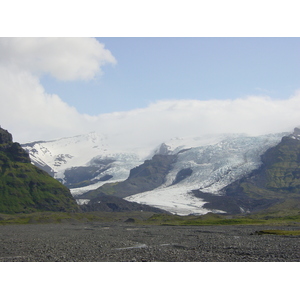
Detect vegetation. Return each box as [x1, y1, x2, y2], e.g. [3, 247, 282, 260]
[0, 127, 79, 213]
[1, 210, 300, 227]
[0, 211, 155, 225]
[144, 212, 300, 226]
[0, 157, 79, 213]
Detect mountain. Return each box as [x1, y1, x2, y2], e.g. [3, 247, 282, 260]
[22, 132, 150, 196]
[0, 127, 79, 213]
[83, 154, 177, 199]
[23, 129, 297, 216]
[77, 132, 287, 215]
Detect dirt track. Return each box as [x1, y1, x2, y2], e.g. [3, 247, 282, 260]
[0, 223, 299, 262]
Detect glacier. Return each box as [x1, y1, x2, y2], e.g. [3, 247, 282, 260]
[125, 132, 288, 215]
[22, 131, 289, 215]
[22, 132, 149, 194]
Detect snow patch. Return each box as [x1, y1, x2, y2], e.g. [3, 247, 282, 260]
[76, 199, 90, 205]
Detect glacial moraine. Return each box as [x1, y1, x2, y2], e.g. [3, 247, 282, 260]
[0, 223, 299, 262]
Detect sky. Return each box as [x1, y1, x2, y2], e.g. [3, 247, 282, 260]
[41, 37, 300, 115]
[0, 37, 300, 147]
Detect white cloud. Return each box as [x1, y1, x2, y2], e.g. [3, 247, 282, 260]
[0, 37, 116, 80]
[0, 66, 91, 142]
[0, 37, 116, 142]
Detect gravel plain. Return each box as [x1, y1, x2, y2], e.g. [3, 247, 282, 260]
[0, 223, 299, 262]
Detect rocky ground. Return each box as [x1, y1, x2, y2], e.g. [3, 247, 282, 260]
[0, 223, 299, 262]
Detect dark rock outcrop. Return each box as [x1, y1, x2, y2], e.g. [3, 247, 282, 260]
[173, 168, 193, 185]
[0, 127, 31, 163]
[0, 127, 13, 144]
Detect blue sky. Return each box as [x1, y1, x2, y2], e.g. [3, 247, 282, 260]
[40, 37, 300, 115]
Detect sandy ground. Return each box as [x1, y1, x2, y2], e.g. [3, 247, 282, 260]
[0, 223, 299, 262]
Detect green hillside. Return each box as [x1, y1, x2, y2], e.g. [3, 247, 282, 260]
[0, 127, 79, 213]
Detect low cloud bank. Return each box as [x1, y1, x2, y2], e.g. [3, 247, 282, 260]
[90, 94, 300, 148]
[1, 77, 299, 146]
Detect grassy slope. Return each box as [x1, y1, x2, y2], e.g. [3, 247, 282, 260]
[0, 151, 79, 214]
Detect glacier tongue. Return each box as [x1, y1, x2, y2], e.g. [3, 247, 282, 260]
[166, 133, 287, 193]
[125, 132, 287, 215]
[125, 185, 223, 215]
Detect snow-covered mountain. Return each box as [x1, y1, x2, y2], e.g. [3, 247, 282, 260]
[125, 133, 287, 214]
[22, 131, 289, 215]
[22, 132, 151, 194]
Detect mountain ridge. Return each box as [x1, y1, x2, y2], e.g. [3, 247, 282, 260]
[21, 128, 300, 215]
